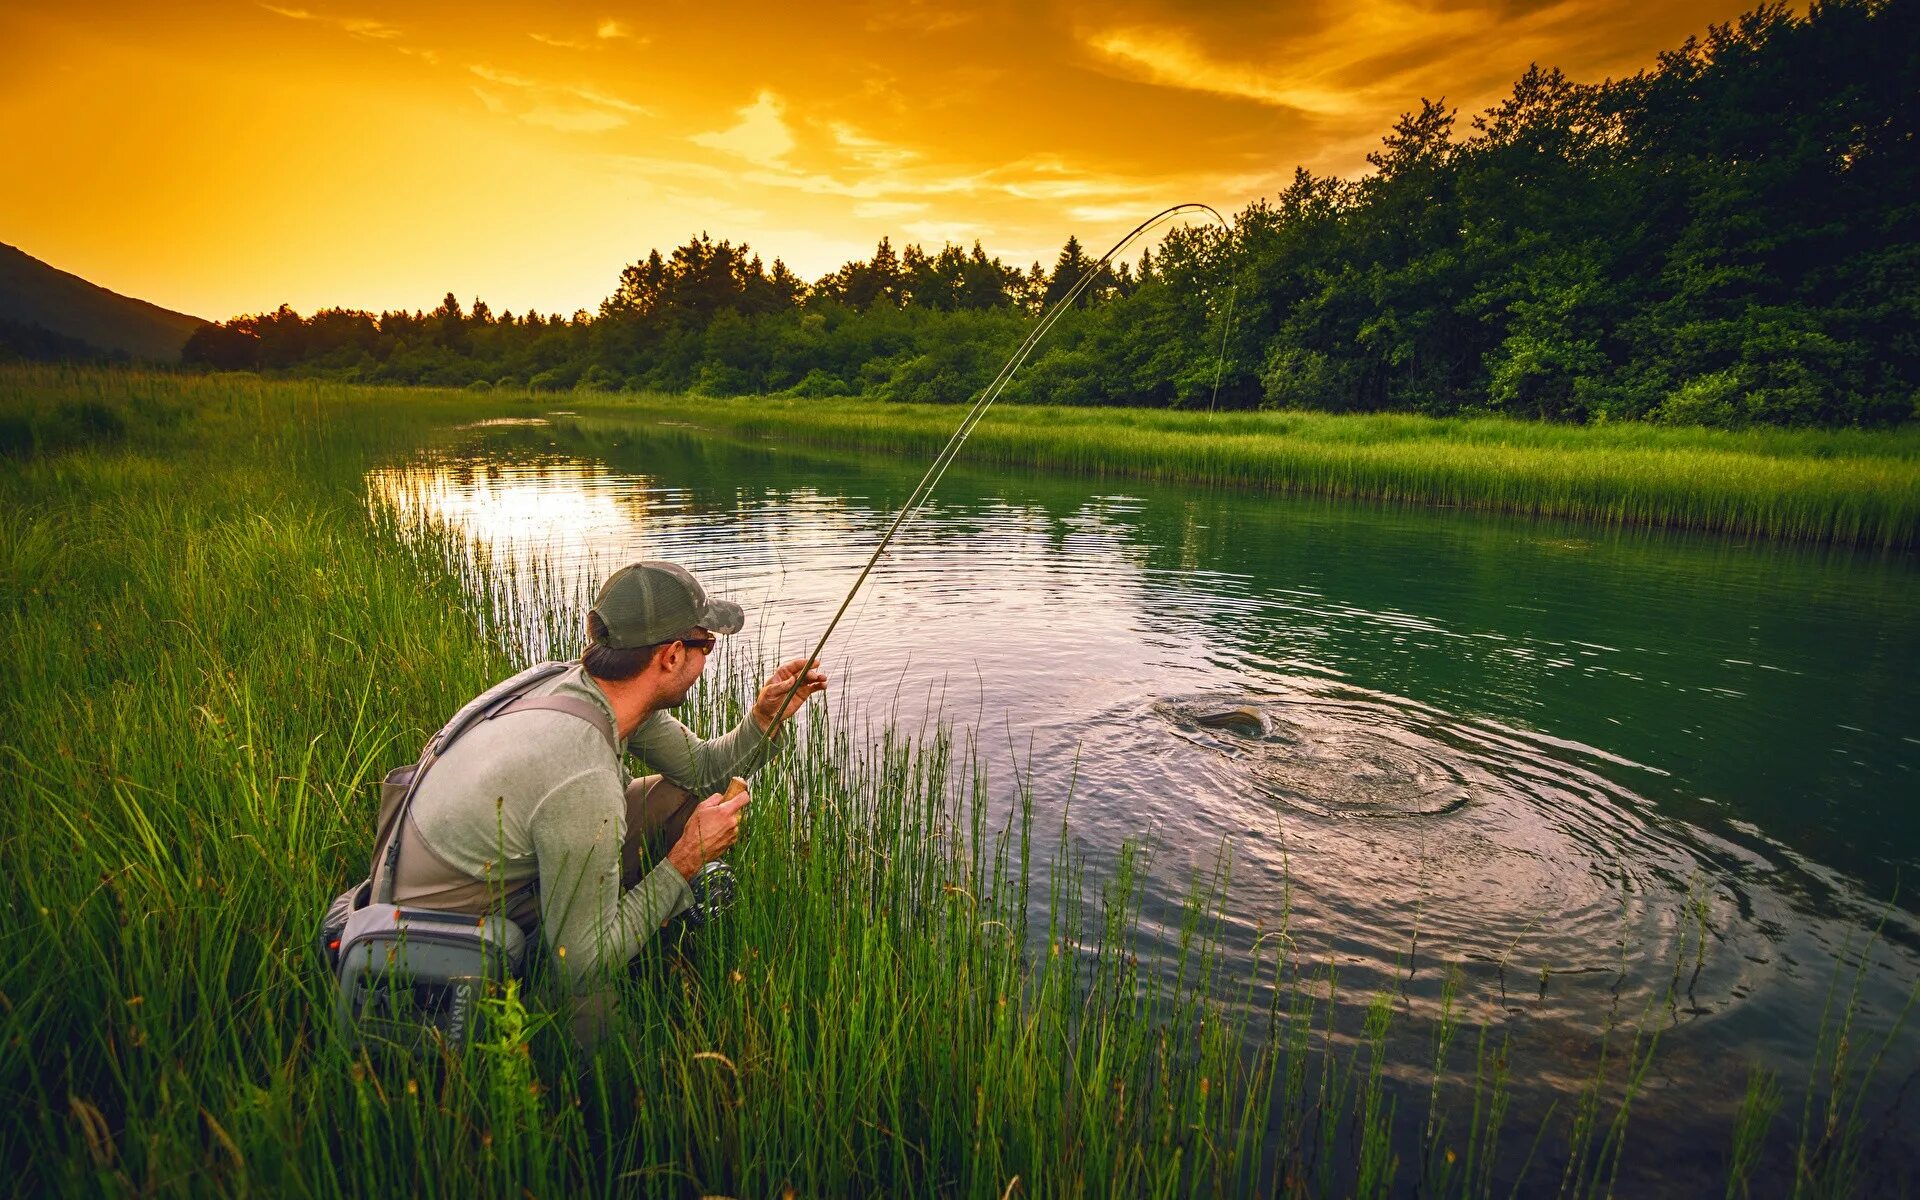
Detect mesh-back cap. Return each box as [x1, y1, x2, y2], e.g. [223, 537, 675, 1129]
[590, 561, 744, 649]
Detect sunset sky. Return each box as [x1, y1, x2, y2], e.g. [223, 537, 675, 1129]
[2, 1, 1750, 321]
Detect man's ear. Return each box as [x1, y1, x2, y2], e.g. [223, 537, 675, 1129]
[648, 641, 680, 674]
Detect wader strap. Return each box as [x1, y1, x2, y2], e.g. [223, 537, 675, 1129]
[373, 661, 607, 904]
[491, 695, 618, 750]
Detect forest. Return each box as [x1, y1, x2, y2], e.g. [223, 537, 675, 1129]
[182, 1, 1917, 428]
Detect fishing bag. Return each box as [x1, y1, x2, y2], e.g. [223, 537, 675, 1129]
[317, 660, 615, 1052]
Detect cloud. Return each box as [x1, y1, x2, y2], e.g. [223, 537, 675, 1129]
[338, 17, 401, 40]
[691, 91, 796, 163]
[1086, 26, 1359, 115]
[829, 122, 918, 171]
[569, 85, 650, 116]
[470, 64, 537, 88]
[533, 21, 647, 49]
[1080, 0, 1653, 145]
[993, 163, 1153, 202]
[259, 3, 401, 41]
[468, 64, 642, 129]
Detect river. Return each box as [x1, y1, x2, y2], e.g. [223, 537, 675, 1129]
[370, 411, 1920, 1192]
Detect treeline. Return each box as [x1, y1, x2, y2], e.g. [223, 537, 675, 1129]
[186, 0, 1917, 427]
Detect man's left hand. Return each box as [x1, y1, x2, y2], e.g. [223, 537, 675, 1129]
[751, 657, 828, 734]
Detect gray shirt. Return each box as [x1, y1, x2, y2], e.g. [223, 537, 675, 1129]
[392, 663, 775, 988]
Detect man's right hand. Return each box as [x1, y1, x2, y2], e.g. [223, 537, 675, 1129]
[666, 786, 750, 881]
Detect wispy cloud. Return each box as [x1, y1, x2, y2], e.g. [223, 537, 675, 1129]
[569, 85, 650, 115]
[829, 122, 918, 172]
[467, 64, 644, 129]
[692, 91, 796, 163]
[469, 63, 537, 88]
[259, 3, 402, 41]
[532, 21, 646, 50]
[338, 16, 401, 40]
[1087, 26, 1358, 115]
[1082, 0, 1646, 138]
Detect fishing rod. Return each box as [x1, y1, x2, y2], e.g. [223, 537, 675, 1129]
[761, 202, 1233, 737]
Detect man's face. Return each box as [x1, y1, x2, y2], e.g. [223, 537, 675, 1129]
[662, 628, 714, 708]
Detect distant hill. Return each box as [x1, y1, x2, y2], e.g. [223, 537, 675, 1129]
[0, 243, 207, 363]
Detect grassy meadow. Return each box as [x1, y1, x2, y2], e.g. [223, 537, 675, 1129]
[0, 365, 1912, 1196]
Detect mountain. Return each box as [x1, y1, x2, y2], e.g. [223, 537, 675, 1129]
[0, 243, 208, 362]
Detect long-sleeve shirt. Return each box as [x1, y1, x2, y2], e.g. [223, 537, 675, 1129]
[387, 662, 776, 988]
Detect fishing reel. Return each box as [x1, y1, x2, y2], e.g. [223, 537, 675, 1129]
[685, 860, 738, 926]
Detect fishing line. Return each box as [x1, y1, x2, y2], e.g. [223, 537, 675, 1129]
[1208, 276, 1239, 418]
[764, 201, 1234, 735]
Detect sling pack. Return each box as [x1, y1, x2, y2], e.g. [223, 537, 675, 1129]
[317, 660, 616, 1051]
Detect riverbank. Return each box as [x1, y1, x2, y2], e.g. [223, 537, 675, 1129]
[592, 394, 1920, 549]
[1, 366, 1906, 1195]
[13, 365, 1910, 547]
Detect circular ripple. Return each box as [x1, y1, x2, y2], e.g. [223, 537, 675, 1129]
[1141, 684, 1730, 1011]
[1164, 698, 1477, 819]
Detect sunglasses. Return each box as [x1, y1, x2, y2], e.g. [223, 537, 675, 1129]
[677, 634, 718, 654]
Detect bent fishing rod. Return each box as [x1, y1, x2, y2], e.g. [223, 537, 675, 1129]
[761, 202, 1233, 737]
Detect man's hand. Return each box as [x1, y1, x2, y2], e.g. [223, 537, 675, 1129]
[750, 657, 828, 735]
[666, 785, 750, 881]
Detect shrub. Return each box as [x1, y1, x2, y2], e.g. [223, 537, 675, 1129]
[1656, 370, 1747, 428]
[1261, 347, 1342, 411]
[691, 363, 755, 396]
[785, 368, 848, 399]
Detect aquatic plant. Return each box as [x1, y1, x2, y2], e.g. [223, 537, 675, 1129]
[593, 393, 1920, 548]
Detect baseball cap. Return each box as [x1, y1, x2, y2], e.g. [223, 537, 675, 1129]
[589, 561, 744, 649]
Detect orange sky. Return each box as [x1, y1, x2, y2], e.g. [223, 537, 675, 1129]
[1, 1, 1752, 321]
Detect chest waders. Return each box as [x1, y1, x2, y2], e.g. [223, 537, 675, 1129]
[317, 661, 614, 1053]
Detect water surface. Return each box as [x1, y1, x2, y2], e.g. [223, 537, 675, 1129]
[372, 414, 1920, 1190]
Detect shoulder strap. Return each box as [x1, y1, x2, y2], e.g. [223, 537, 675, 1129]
[493, 694, 618, 750]
[372, 660, 579, 903]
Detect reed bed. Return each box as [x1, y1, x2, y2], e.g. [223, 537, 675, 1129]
[597, 395, 1920, 549]
[0, 365, 1910, 1195]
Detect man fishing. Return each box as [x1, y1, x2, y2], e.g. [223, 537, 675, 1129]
[369, 560, 826, 1033]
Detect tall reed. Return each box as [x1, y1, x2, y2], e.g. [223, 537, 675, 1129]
[596, 393, 1920, 548]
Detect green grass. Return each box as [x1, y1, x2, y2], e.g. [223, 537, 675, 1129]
[1, 365, 1912, 1195]
[585, 393, 1920, 549]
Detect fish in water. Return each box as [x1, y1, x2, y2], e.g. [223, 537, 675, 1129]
[1194, 706, 1269, 738]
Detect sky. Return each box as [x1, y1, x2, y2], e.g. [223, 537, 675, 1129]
[2, 1, 1752, 321]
